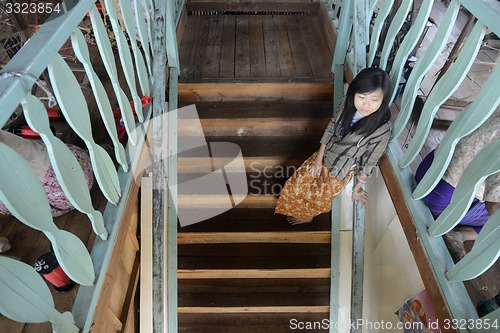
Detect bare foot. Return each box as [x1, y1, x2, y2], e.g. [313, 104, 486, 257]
[287, 216, 313, 225]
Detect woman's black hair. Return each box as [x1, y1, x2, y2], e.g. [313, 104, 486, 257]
[338, 67, 392, 136]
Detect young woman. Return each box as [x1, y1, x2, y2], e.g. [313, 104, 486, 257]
[275, 67, 393, 224]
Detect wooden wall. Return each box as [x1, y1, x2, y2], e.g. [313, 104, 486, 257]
[90, 182, 141, 333]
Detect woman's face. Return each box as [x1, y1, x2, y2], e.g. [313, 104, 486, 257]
[354, 88, 384, 117]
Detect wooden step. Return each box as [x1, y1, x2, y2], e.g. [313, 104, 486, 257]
[178, 82, 333, 102]
[178, 208, 332, 233]
[178, 311, 331, 333]
[179, 194, 277, 209]
[178, 136, 320, 158]
[179, 100, 333, 119]
[178, 231, 331, 244]
[178, 268, 330, 279]
[178, 117, 330, 137]
[178, 156, 303, 173]
[179, 248, 330, 269]
[178, 306, 329, 314]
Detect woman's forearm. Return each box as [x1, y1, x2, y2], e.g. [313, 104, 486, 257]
[316, 144, 326, 161]
[353, 172, 367, 192]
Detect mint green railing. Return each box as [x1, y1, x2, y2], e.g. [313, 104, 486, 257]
[0, 0, 181, 331]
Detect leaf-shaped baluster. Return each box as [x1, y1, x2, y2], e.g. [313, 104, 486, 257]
[399, 23, 486, 168]
[429, 140, 500, 236]
[119, 0, 150, 97]
[134, 0, 153, 76]
[377, 0, 412, 70]
[71, 29, 128, 172]
[22, 95, 108, 240]
[102, 0, 144, 122]
[388, 0, 433, 103]
[392, 0, 460, 140]
[141, 0, 154, 59]
[367, 0, 394, 67]
[48, 54, 121, 204]
[88, 7, 138, 145]
[0, 257, 79, 333]
[446, 209, 500, 281]
[0, 143, 95, 285]
[413, 68, 500, 199]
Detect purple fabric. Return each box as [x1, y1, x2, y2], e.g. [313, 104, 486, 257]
[415, 150, 488, 233]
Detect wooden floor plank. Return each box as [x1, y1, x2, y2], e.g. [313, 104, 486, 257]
[300, 15, 332, 78]
[249, 16, 267, 77]
[179, 15, 201, 80]
[219, 15, 236, 78]
[203, 15, 223, 78]
[191, 16, 211, 81]
[273, 15, 296, 77]
[262, 16, 281, 78]
[179, 13, 334, 82]
[235, 15, 251, 78]
[285, 16, 313, 78]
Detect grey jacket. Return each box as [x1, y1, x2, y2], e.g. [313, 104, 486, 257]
[320, 115, 392, 180]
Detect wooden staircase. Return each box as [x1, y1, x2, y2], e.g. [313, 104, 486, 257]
[177, 83, 336, 332]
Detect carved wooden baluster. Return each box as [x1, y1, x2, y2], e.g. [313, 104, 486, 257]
[387, 0, 433, 103]
[102, 0, 144, 122]
[399, 23, 486, 168]
[88, 6, 138, 145]
[447, 208, 500, 281]
[366, 0, 394, 67]
[413, 67, 500, 199]
[22, 94, 108, 240]
[134, 0, 153, 76]
[71, 29, 128, 172]
[429, 139, 500, 236]
[392, 0, 460, 140]
[0, 257, 79, 333]
[48, 54, 121, 204]
[377, 0, 412, 70]
[142, 0, 155, 57]
[0, 142, 95, 285]
[119, 0, 150, 97]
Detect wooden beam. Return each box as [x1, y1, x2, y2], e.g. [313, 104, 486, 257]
[139, 177, 153, 333]
[178, 268, 331, 279]
[178, 231, 331, 244]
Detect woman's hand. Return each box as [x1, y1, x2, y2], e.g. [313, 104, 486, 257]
[308, 144, 326, 178]
[307, 157, 323, 178]
[352, 188, 368, 206]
